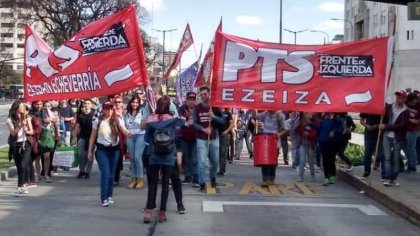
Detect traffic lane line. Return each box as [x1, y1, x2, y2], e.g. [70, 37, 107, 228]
[202, 201, 387, 216]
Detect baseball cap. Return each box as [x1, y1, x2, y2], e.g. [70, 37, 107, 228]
[102, 101, 114, 109]
[186, 91, 196, 100]
[394, 90, 407, 99]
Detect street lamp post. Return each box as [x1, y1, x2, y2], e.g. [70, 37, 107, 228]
[283, 28, 309, 44]
[331, 18, 354, 41]
[152, 28, 177, 87]
[310, 30, 330, 44]
[279, 0, 283, 43]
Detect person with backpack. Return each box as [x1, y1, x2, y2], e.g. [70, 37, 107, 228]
[87, 101, 130, 207]
[143, 96, 186, 223]
[7, 100, 34, 196]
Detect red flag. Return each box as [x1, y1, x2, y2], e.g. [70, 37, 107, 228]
[195, 19, 222, 87]
[211, 31, 393, 114]
[23, 5, 149, 101]
[164, 24, 194, 78]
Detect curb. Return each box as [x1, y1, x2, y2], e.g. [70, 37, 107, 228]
[338, 169, 420, 227]
[0, 166, 17, 182]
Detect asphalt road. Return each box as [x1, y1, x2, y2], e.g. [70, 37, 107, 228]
[0, 158, 419, 236]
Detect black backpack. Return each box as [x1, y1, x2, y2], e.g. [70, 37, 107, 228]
[153, 127, 174, 155]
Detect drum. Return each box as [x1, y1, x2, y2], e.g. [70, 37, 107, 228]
[253, 133, 278, 167]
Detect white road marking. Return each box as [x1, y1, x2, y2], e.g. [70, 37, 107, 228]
[202, 201, 387, 216]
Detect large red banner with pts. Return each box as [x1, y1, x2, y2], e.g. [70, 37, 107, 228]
[211, 31, 394, 114]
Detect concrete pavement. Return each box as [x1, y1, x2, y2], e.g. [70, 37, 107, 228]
[1, 157, 419, 236]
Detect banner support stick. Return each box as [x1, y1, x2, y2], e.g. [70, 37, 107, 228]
[368, 115, 384, 187]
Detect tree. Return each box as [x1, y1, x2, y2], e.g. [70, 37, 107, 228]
[10, 0, 149, 47]
[0, 62, 23, 85]
[7, 0, 163, 71]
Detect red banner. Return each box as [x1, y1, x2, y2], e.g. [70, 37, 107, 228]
[211, 31, 394, 114]
[24, 6, 149, 101]
[195, 20, 222, 87]
[164, 24, 193, 78]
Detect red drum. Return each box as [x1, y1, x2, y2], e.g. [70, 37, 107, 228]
[253, 133, 278, 167]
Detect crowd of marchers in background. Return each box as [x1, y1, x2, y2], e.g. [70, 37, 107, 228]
[6, 87, 420, 223]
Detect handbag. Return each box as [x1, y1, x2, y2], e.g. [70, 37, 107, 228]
[38, 127, 55, 150]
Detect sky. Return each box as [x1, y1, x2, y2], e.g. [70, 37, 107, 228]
[139, 0, 346, 69]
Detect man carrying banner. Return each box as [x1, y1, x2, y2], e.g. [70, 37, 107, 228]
[193, 86, 225, 192]
[379, 91, 409, 187]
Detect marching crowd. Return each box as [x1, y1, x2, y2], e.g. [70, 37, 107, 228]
[6, 86, 420, 223]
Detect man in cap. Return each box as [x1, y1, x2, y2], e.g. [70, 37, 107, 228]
[379, 90, 410, 186]
[178, 91, 198, 186]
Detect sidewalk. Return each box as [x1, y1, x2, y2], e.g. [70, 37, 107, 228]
[340, 132, 420, 227]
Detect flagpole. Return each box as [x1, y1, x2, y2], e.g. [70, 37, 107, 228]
[368, 115, 384, 187]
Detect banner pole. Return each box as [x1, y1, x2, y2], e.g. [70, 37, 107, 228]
[368, 114, 384, 187]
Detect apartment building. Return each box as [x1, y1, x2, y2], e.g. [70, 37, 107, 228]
[345, 0, 420, 102]
[0, 3, 24, 72]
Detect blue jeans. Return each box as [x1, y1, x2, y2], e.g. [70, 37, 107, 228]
[417, 135, 420, 165]
[291, 148, 300, 168]
[363, 134, 385, 176]
[298, 141, 315, 179]
[383, 136, 402, 181]
[182, 140, 198, 182]
[96, 147, 120, 202]
[126, 134, 146, 178]
[406, 131, 420, 171]
[78, 138, 93, 174]
[197, 138, 219, 185]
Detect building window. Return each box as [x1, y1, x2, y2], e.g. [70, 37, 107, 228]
[0, 43, 13, 48]
[17, 65, 23, 71]
[0, 33, 13, 38]
[0, 12, 13, 18]
[406, 31, 414, 40]
[16, 44, 24, 48]
[0, 23, 14, 28]
[0, 53, 13, 59]
[17, 34, 25, 40]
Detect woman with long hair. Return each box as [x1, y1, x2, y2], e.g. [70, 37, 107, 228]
[143, 96, 185, 223]
[87, 101, 130, 207]
[124, 95, 149, 189]
[7, 100, 34, 196]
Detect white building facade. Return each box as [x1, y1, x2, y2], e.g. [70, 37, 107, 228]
[0, 4, 25, 72]
[345, 0, 420, 102]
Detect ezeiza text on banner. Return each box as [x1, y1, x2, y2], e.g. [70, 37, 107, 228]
[24, 5, 149, 101]
[211, 31, 394, 114]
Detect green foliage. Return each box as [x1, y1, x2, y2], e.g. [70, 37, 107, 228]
[354, 123, 365, 134]
[345, 143, 365, 166]
[0, 147, 14, 170]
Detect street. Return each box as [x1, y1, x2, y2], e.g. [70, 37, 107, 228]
[0, 159, 419, 236]
[0, 104, 11, 146]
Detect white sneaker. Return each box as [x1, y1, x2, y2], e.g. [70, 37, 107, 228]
[22, 186, 29, 194]
[102, 200, 109, 207]
[108, 197, 114, 204]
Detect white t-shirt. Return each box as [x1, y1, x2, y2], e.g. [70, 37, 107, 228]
[92, 119, 120, 146]
[7, 117, 25, 142]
